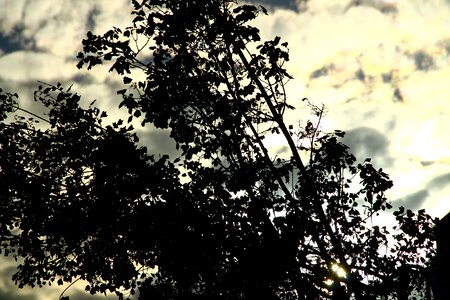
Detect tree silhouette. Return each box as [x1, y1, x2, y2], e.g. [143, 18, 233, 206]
[0, 0, 436, 299]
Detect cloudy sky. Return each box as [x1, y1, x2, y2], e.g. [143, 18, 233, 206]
[1, 0, 450, 299]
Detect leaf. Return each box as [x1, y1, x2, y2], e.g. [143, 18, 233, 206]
[259, 5, 268, 15]
[273, 36, 281, 45]
[123, 76, 132, 84]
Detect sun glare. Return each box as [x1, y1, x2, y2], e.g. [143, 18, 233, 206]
[324, 264, 347, 286]
[332, 264, 347, 278]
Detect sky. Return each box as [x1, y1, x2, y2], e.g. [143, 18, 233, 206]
[0, 0, 450, 299]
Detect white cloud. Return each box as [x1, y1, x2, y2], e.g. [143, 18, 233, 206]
[0, 51, 77, 82]
[0, 0, 131, 57]
[0, 0, 26, 33]
[90, 0, 133, 34]
[28, 2, 95, 56]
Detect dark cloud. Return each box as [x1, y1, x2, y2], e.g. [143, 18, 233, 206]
[428, 173, 450, 190]
[392, 173, 450, 211]
[137, 127, 179, 159]
[0, 292, 36, 300]
[86, 6, 101, 32]
[412, 50, 435, 71]
[0, 25, 36, 54]
[393, 189, 429, 211]
[71, 73, 97, 86]
[0, 264, 17, 288]
[341, 126, 391, 166]
[0, 261, 36, 300]
[420, 161, 434, 167]
[0, 257, 118, 300]
[64, 290, 117, 300]
[0, 33, 23, 54]
[243, 0, 300, 11]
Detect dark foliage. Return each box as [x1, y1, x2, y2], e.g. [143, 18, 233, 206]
[0, 0, 436, 299]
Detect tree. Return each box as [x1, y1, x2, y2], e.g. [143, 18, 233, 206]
[0, 0, 436, 299]
[432, 212, 450, 299]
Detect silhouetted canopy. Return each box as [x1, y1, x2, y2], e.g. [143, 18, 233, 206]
[0, 1, 436, 299]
